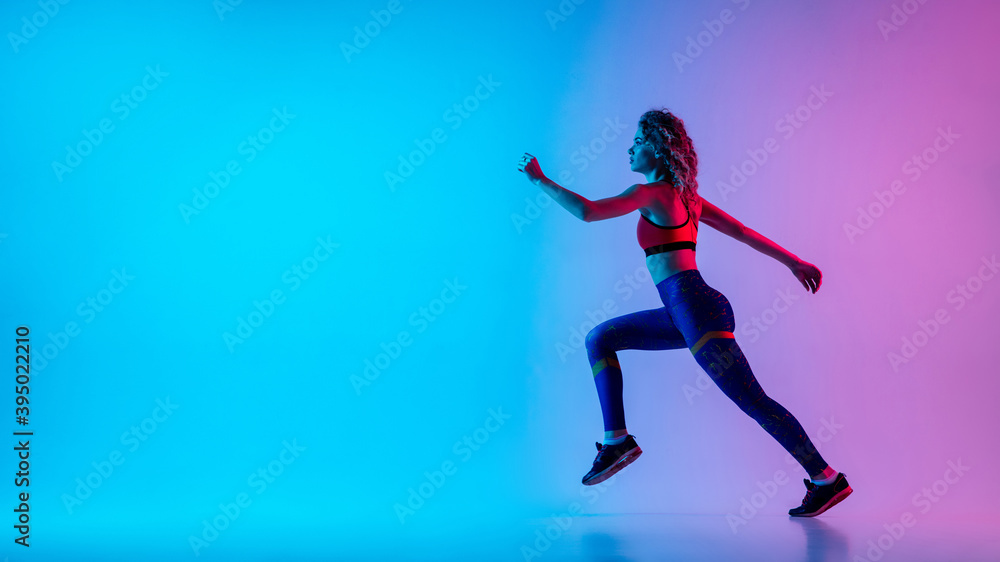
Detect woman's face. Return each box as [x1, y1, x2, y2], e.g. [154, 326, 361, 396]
[628, 126, 658, 173]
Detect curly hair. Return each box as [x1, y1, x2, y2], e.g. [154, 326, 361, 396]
[637, 109, 700, 213]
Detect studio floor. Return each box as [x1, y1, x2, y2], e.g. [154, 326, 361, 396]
[346, 512, 1000, 562]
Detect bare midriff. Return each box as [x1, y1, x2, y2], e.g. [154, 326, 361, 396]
[646, 249, 697, 286]
[640, 189, 700, 286]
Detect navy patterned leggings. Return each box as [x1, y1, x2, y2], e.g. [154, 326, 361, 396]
[585, 268, 829, 477]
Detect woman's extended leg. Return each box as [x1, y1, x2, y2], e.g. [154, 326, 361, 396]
[691, 337, 831, 478]
[662, 270, 831, 479]
[585, 307, 688, 437]
[662, 270, 852, 515]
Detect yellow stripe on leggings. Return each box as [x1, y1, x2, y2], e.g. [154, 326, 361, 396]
[592, 355, 621, 377]
[690, 331, 735, 355]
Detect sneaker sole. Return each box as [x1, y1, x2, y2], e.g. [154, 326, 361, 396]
[789, 485, 853, 517]
[582, 446, 642, 486]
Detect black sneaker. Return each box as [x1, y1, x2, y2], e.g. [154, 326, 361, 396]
[581, 435, 642, 486]
[788, 472, 853, 517]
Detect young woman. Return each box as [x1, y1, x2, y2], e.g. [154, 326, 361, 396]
[516, 109, 852, 517]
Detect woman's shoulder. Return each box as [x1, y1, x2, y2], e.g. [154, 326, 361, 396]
[642, 182, 698, 205]
[689, 191, 703, 211]
[639, 186, 702, 224]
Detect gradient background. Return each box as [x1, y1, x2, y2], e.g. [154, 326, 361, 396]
[2, 0, 999, 560]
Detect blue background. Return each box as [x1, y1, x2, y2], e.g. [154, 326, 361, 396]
[3, 0, 999, 560]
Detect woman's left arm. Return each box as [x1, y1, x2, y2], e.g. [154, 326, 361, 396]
[536, 178, 590, 221]
[519, 152, 588, 220]
[518, 152, 645, 222]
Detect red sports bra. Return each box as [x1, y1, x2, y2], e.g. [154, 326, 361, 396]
[637, 204, 698, 257]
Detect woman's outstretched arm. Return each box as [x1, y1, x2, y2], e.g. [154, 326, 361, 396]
[518, 152, 588, 220]
[701, 196, 798, 265]
[742, 226, 804, 265]
[517, 152, 646, 222]
[701, 196, 822, 293]
[539, 179, 588, 221]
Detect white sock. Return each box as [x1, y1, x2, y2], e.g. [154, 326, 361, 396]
[603, 434, 627, 446]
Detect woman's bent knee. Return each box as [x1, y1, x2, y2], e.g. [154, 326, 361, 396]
[585, 321, 613, 353]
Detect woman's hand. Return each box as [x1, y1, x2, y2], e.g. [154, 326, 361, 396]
[517, 152, 548, 185]
[789, 259, 822, 293]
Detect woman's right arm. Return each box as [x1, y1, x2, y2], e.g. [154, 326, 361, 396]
[701, 194, 823, 293]
[700, 196, 822, 292]
[700, 196, 800, 267]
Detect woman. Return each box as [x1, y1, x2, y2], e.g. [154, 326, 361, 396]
[516, 109, 851, 517]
